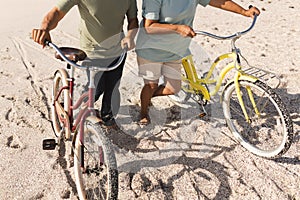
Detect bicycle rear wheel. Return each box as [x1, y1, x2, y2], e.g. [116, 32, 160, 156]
[222, 80, 293, 158]
[51, 69, 70, 138]
[74, 119, 118, 200]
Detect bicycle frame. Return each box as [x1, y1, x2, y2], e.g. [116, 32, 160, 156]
[179, 15, 265, 122]
[53, 63, 109, 173]
[181, 51, 242, 99]
[54, 65, 98, 141]
[49, 41, 126, 138]
[181, 47, 259, 122]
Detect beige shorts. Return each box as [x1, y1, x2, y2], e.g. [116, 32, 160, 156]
[137, 56, 182, 81]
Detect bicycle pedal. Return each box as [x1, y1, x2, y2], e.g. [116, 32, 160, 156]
[199, 112, 207, 118]
[199, 104, 207, 118]
[42, 139, 57, 150]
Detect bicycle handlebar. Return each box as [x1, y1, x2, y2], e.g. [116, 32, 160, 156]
[46, 40, 127, 71]
[195, 14, 258, 40]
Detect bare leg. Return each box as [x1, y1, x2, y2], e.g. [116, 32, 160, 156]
[140, 81, 158, 124]
[139, 77, 181, 125]
[153, 77, 181, 97]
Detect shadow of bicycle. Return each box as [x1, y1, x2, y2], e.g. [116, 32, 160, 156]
[100, 81, 300, 199]
[105, 101, 238, 199]
[118, 154, 233, 199]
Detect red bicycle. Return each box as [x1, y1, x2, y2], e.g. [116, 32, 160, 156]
[42, 41, 126, 199]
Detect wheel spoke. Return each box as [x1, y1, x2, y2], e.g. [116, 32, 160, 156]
[222, 80, 293, 158]
[74, 121, 118, 199]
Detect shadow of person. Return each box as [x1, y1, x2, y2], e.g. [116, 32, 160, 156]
[105, 106, 236, 198]
[118, 154, 232, 199]
[104, 127, 141, 152]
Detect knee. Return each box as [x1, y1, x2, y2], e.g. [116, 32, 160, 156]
[145, 83, 158, 91]
[167, 82, 181, 95]
[166, 86, 180, 95]
[173, 86, 181, 94]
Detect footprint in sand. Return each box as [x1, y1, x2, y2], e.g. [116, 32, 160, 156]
[0, 47, 13, 62]
[6, 135, 25, 149]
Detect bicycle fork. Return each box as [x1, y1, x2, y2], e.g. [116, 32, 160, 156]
[234, 72, 260, 123]
[78, 69, 99, 170]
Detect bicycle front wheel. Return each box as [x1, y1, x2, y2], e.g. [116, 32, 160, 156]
[51, 69, 70, 138]
[74, 119, 118, 200]
[222, 80, 293, 158]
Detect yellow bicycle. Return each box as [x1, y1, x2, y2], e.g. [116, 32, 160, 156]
[170, 15, 294, 159]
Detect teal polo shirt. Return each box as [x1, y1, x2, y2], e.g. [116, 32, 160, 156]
[136, 0, 210, 62]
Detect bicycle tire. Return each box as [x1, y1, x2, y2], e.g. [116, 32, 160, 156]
[51, 69, 70, 138]
[74, 118, 118, 200]
[222, 80, 293, 158]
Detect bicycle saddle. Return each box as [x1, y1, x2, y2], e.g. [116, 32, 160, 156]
[55, 47, 87, 62]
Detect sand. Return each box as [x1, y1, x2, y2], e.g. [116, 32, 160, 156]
[0, 0, 299, 199]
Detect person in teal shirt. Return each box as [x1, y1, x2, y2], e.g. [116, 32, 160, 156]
[32, 0, 138, 127]
[136, 0, 260, 125]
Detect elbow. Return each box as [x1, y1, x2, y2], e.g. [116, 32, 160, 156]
[143, 18, 159, 34]
[144, 27, 155, 34]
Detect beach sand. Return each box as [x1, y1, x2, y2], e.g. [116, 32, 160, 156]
[0, 0, 299, 199]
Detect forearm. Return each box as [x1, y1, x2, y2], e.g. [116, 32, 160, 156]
[121, 17, 138, 49]
[144, 19, 179, 34]
[126, 17, 139, 39]
[209, 0, 247, 16]
[41, 7, 65, 31]
[143, 18, 196, 38]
